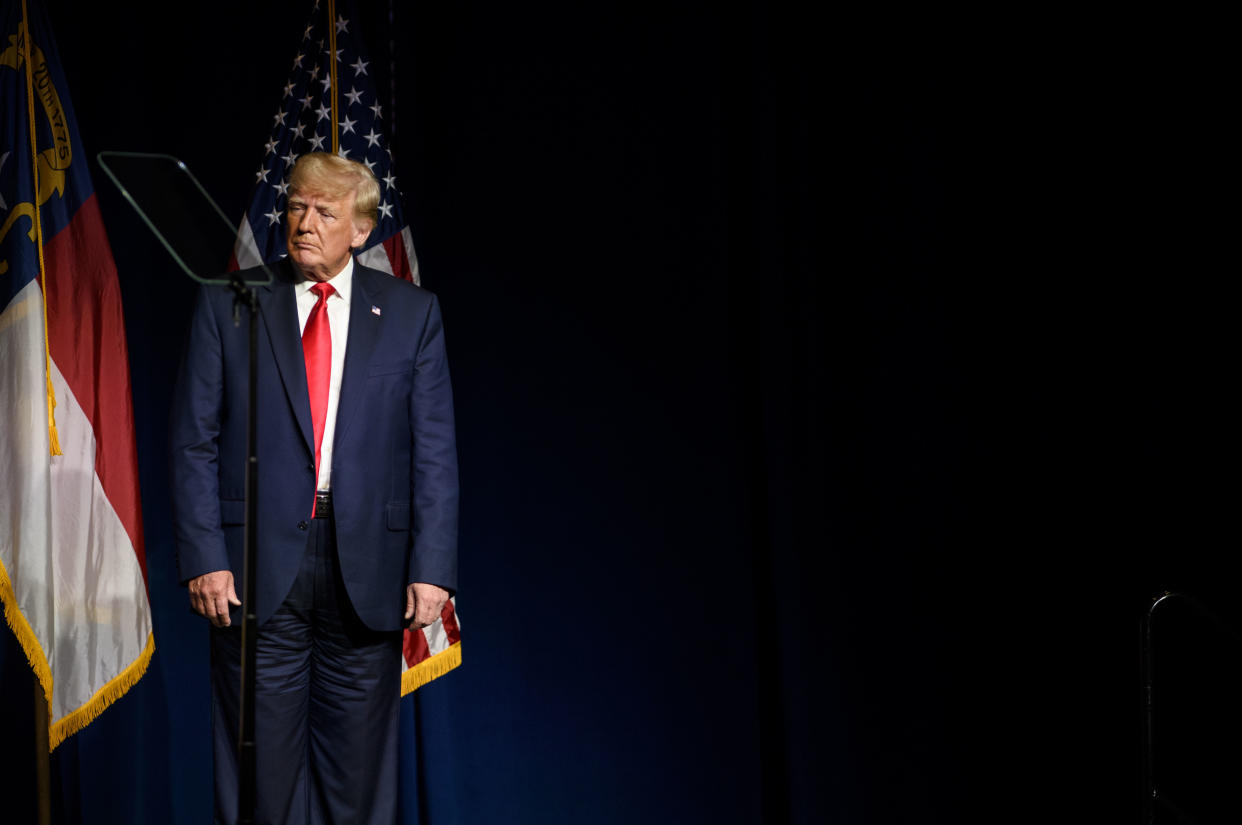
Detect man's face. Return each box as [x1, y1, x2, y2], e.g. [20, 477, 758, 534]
[285, 188, 372, 281]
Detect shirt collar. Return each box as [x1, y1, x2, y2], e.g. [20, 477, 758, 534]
[295, 256, 354, 304]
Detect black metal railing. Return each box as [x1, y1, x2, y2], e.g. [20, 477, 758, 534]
[1142, 591, 1242, 825]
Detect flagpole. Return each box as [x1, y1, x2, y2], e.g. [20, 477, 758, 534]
[33, 681, 51, 825]
[388, 0, 397, 160]
[20, 7, 59, 814]
[328, 0, 338, 154]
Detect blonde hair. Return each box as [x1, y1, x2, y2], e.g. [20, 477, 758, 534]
[287, 152, 380, 228]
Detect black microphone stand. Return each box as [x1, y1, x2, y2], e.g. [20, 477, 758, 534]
[228, 277, 261, 825]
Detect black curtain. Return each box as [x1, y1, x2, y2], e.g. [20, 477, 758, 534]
[2, 3, 1236, 823]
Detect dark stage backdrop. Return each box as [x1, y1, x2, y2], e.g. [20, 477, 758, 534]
[2, 2, 1234, 824]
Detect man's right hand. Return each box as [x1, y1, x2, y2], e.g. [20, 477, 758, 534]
[188, 570, 241, 627]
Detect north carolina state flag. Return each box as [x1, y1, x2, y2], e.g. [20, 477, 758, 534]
[0, 0, 153, 749]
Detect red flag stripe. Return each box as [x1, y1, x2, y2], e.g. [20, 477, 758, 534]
[403, 625, 431, 667]
[441, 600, 461, 645]
[41, 194, 147, 580]
[381, 233, 414, 283]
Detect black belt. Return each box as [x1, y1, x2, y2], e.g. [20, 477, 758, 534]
[314, 490, 333, 519]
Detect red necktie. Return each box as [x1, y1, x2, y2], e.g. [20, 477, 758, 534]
[303, 282, 334, 509]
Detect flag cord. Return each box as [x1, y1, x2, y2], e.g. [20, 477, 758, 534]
[20, 0, 61, 457]
[328, 0, 339, 154]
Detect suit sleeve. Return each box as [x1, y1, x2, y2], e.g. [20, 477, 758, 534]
[407, 293, 459, 592]
[169, 285, 229, 584]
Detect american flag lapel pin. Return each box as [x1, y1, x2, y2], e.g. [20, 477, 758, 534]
[371, 305, 382, 316]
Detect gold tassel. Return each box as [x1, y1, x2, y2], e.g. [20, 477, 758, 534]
[20, 2, 60, 457]
[46, 374, 61, 456]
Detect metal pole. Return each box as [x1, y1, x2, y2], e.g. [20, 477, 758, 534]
[234, 283, 260, 825]
[33, 681, 50, 825]
[1140, 592, 1173, 825]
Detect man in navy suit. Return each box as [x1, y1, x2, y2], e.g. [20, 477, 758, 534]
[170, 152, 457, 825]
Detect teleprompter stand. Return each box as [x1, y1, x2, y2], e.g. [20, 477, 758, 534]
[97, 152, 272, 825]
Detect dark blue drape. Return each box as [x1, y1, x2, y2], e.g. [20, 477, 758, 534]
[3, 3, 1233, 824]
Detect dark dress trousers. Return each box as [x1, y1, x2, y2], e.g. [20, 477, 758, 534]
[170, 259, 459, 825]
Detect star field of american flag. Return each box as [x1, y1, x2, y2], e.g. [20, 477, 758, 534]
[232, 0, 419, 283]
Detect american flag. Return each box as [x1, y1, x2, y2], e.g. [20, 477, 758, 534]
[233, 0, 461, 695]
[233, 0, 418, 284]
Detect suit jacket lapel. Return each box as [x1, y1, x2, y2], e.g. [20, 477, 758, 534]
[258, 260, 315, 458]
[332, 263, 385, 450]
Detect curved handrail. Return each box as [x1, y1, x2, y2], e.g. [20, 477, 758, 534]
[1141, 591, 1242, 825]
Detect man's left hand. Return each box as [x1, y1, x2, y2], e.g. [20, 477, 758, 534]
[404, 582, 449, 629]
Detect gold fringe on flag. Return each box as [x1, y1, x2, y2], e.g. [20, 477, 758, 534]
[48, 633, 155, 750]
[2, 559, 158, 751]
[400, 642, 462, 697]
[0, 555, 55, 733]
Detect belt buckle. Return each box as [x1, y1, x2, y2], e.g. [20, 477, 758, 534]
[314, 490, 332, 519]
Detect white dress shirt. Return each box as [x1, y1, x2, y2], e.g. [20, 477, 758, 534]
[295, 257, 353, 491]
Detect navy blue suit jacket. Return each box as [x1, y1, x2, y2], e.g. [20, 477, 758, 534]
[170, 259, 458, 630]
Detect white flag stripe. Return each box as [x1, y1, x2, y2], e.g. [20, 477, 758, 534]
[234, 216, 263, 271]
[419, 601, 459, 656]
[0, 279, 153, 723]
[356, 241, 394, 275]
[401, 227, 420, 285]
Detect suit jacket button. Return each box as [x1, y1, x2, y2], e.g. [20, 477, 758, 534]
[298, 521, 308, 531]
